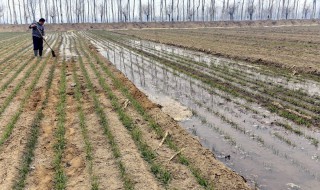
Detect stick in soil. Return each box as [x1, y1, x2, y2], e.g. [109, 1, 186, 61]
[155, 131, 169, 151]
[168, 148, 185, 162]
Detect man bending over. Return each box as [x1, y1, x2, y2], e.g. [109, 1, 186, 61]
[29, 18, 46, 57]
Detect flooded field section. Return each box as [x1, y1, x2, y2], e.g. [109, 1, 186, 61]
[81, 31, 320, 190]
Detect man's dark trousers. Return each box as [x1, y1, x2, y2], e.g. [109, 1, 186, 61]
[33, 36, 43, 57]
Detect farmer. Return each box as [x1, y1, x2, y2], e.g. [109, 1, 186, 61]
[29, 18, 46, 57]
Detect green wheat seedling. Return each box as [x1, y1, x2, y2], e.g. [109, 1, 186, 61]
[53, 36, 67, 189]
[272, 132, 296, 147]
[82, 33, 213, 189]
[78, 39, 172, 186]
[0, 41, 34, 67]
[74, 41, 134, 190]
[0, 55, 49, 146]
[13, 36, 60, 189]
[0, 37, 56, 119]
[0, 36, 56, 147]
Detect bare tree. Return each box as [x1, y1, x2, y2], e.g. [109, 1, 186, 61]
[228, 3, 236, 20]
[177, 0, 180, 21]
[45, 0, 51, 23]
[98, 3, 104, 22]
[172, 0, 174, 21]
[132, 0, 136, 21]
[260, 0, 265, 19]
[7, 0, 12, 23]
[103, 0, 107, 23]
[166, 4, 172, 21]
[311, 0, 316, 19]
[118, 0, 122, 22]
[240, 0, 245, 20]
[50, 5, 56, 23]
[55, 0, 60, 22]
[65, 0, 68, 22]
[11, 0, 18, 24]
[139, 0, 142, 21]
[18, 0, 23, 23]
[165, 0, 168, 20]
[122, 6, 129, 22]
[221, 0, 225, 19]
[193, 0, 195, 20]
[196, 0, 200, 20]
[187, 7, 194, 21]
[0, 4, 4, 24]
[293, 0, 297, 18]
[152, 0, 155, 21]
[201, 0, 205, 21]
[248, 0, 255, 20]
[285, 0, 291, 19]
[302, 0, 310, 18]
[22, 0, 27, 23]
[84, 0, 88, 22]
[111, 0, 115, 22]
[29, 0, 36, 21]
[160, 0, 164, 21]
[277, 0, 281, 19]
[267, 0, 275, 19]
[38, 0, 42, 17]
[209, 0, 216, 21]
[142, 4, 150, 21]
[183, 0, 185, 21]
[226, 0, 230, 20]
[75, 0, 83, 23]
[59, 0, 63, 23]
[93, 0, 96, 22]
[127, 0, 131, 22]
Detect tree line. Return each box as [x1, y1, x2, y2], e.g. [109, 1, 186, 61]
[0, 0, 319, 24]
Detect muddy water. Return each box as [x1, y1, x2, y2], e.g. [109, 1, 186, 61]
[59, 32, 79, 61]
[83, 32, 320, 190]
[133, 39, 320, 97]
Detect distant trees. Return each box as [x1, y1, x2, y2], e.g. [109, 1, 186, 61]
[0, 0, 318, 24]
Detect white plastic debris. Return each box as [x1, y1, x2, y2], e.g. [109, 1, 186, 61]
[286, 183, 301, 190]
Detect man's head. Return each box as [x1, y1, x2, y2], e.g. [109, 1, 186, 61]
[39, 18, 46, 25]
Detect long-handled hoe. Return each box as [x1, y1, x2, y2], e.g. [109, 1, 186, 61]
[36, 27, 56, 57]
